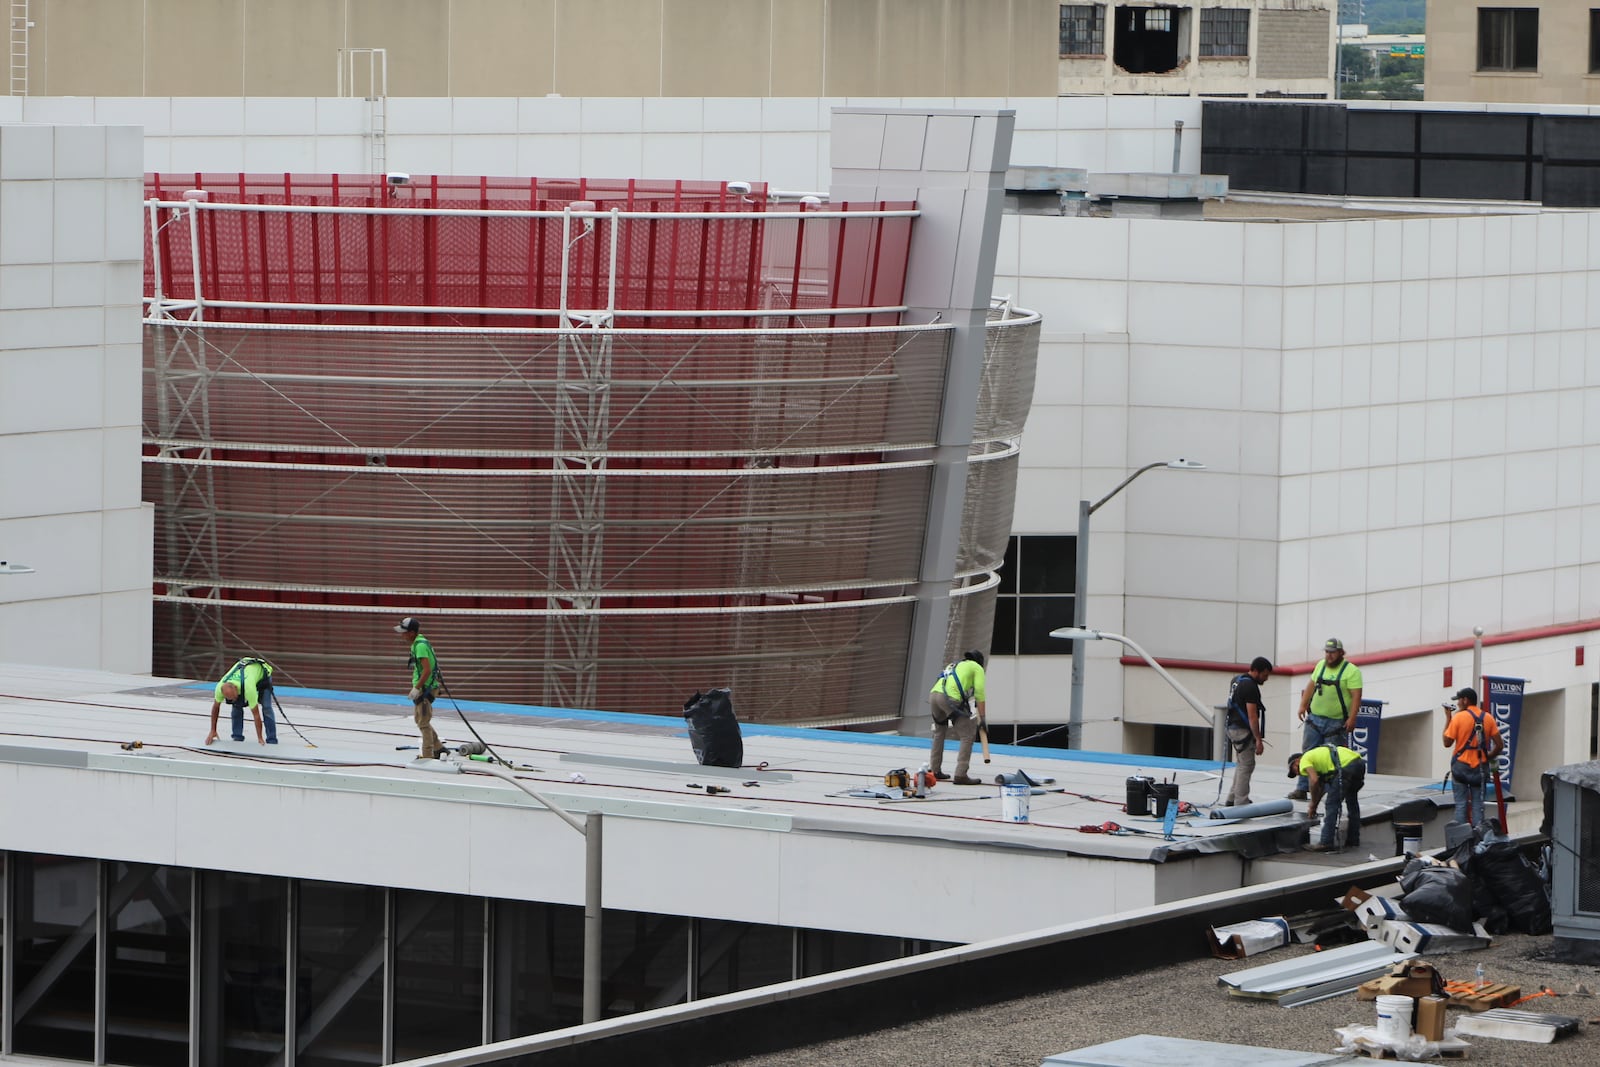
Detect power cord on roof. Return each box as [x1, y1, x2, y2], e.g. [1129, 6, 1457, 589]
[435, 670, 509, 767]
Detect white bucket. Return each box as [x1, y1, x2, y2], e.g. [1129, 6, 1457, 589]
[1402, 832, 1421, 854]
[1001, 782, 1030, 823]
[1375, 994, 1413, 1041]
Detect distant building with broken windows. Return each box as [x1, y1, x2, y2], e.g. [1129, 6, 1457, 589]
[14, 1, 1334, 101]
[1059, 1, 1337, 98]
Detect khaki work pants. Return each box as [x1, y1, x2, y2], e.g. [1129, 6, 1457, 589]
[414, 693, 441, 759]
[928, 691, 977, 779]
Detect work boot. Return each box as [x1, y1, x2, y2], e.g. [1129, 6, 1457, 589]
[952, 775, 983, 786]
[933, 772, 952, 781]
[1286, 789, 1309, 800]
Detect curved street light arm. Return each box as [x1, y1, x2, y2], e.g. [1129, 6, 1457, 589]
[1087, 460, 1171, 516]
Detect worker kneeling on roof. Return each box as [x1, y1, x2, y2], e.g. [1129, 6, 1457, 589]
[1288, 745, 1365, 853]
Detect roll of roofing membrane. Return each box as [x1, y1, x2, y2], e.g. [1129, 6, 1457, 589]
[1208, 798, 1294, 820]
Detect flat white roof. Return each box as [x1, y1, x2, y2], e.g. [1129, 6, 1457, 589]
[0, 662, 1447, 942]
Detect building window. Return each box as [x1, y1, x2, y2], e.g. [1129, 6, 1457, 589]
[1114, 5, 1188, 73]
[991, 535, 1076, 656]
[1060, 4, 1106, 56]
[1591, 10, 1600, 73]
[1478, 7, 1539, 72]
[1200, 8, 1250, 57]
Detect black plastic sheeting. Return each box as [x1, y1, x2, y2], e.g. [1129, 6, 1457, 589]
[1201, 102, 1600, 207]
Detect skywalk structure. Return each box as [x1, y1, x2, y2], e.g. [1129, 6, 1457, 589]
[141, 110, 1039, 727]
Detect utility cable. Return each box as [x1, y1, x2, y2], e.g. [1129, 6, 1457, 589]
[434, 669, 508, 766]
[266, 687, 317, 748]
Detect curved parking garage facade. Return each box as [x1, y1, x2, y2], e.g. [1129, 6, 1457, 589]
[142, 122, 1035, 724]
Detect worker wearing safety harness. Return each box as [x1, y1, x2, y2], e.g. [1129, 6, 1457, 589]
[927, 650, 986, 786]
[396, 616, 443, 759]
[1289, 744, 1366, 852]
[1442, 686, 1504, 827]
[205, 657, 277, 746]
[1224, 656, 1272, 807]
[1290, 638, 1362, 800]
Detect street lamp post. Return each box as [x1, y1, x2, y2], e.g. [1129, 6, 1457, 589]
[1052, 625, 1223, 762]
[1068, 459, 1204, 749]
[465, 763, 604, 1024]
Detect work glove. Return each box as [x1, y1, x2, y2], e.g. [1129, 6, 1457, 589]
[408, 687, 422, 702]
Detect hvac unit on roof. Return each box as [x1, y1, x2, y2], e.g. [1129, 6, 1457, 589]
[1545, 761, 1600, 962]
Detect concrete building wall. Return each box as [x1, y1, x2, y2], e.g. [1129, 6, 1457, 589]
[1426, 0, 1600, 106]
[992, 203, 1600, 786]
[0, 94, 1206, 190]
[1254, 7, 1331, 79]
[0, 124, 153, 674]
[12, 0, 1058, 98]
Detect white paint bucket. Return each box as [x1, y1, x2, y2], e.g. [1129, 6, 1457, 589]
[1001, 782, 1030, 823]
[1375, 994, 1413, 1041]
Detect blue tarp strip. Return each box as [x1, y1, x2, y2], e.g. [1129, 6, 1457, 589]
[189, 683, 1226, 773]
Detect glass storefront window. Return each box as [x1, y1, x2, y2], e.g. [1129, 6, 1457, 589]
[12, 853, 97, 1060]
[605, 911, 689, 1015]
[694, 918, 790, 999]
[106, 863, 192, 1067]
[392, 891, 483, 1061]
[491, 899, 585, 1041]
[199, 870, 287, 1067]
[297, 880, 384, 1067]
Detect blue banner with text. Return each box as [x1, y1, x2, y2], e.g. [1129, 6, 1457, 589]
[1482, 676, 1525, 790]
[1350, 698, 1384, 774]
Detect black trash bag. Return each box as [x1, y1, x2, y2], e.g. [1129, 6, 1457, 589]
[683, 688, 743, 769]
[1472, 842, 1552, 935]
[1399, 864, 1475, 931]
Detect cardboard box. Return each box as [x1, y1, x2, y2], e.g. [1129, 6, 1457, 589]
[1356, 961, 1445, 1002]
[1208, 916, 1291, 960]
[1416, 994, 1447, 1041]
[1340, 885, 1410, 929]
[1374, 920, 1491, 954]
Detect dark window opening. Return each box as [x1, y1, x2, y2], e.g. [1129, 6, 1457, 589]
[1060, 4, 1107, 56]
[1115, 5, 1185, 73]
[1200, 8, 1250, 58]
[1152, 723, 1213, 760]
[1478, 8, 1539, 72]
[991, 535, 1076, 657]
[1590, 10, 1600, 73]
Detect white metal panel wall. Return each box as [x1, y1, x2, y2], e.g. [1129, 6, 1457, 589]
[0, 757, 1161, 944]
[0, 122, 152, 674]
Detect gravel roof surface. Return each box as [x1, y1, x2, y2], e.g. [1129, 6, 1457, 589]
[718, 932, 1599, 1067]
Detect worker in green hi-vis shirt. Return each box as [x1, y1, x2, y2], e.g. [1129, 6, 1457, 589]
[394, 616, 442, 759]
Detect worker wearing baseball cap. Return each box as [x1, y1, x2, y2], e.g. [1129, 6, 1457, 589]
[1289, 639, 1362, 800]
[1442, 686, 1503, 827]
[395, 617, 442, 759]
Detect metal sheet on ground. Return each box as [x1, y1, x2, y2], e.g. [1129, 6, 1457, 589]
[1042, 1033, 1363, 1065]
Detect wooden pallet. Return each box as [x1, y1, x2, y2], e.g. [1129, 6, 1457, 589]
[1443, 980, 1521, 1011]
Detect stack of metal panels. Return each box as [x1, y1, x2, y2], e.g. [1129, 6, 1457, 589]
[1218, 942, 1413, 1007]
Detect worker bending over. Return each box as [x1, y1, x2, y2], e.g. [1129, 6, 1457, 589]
[1288, 745, 1366, 853]
[928, 650, 986, 786]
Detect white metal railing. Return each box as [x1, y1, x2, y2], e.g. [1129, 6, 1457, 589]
[142, 197, 921, 330]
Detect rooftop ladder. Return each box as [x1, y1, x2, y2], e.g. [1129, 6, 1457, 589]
[9, 0, 29, 97]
